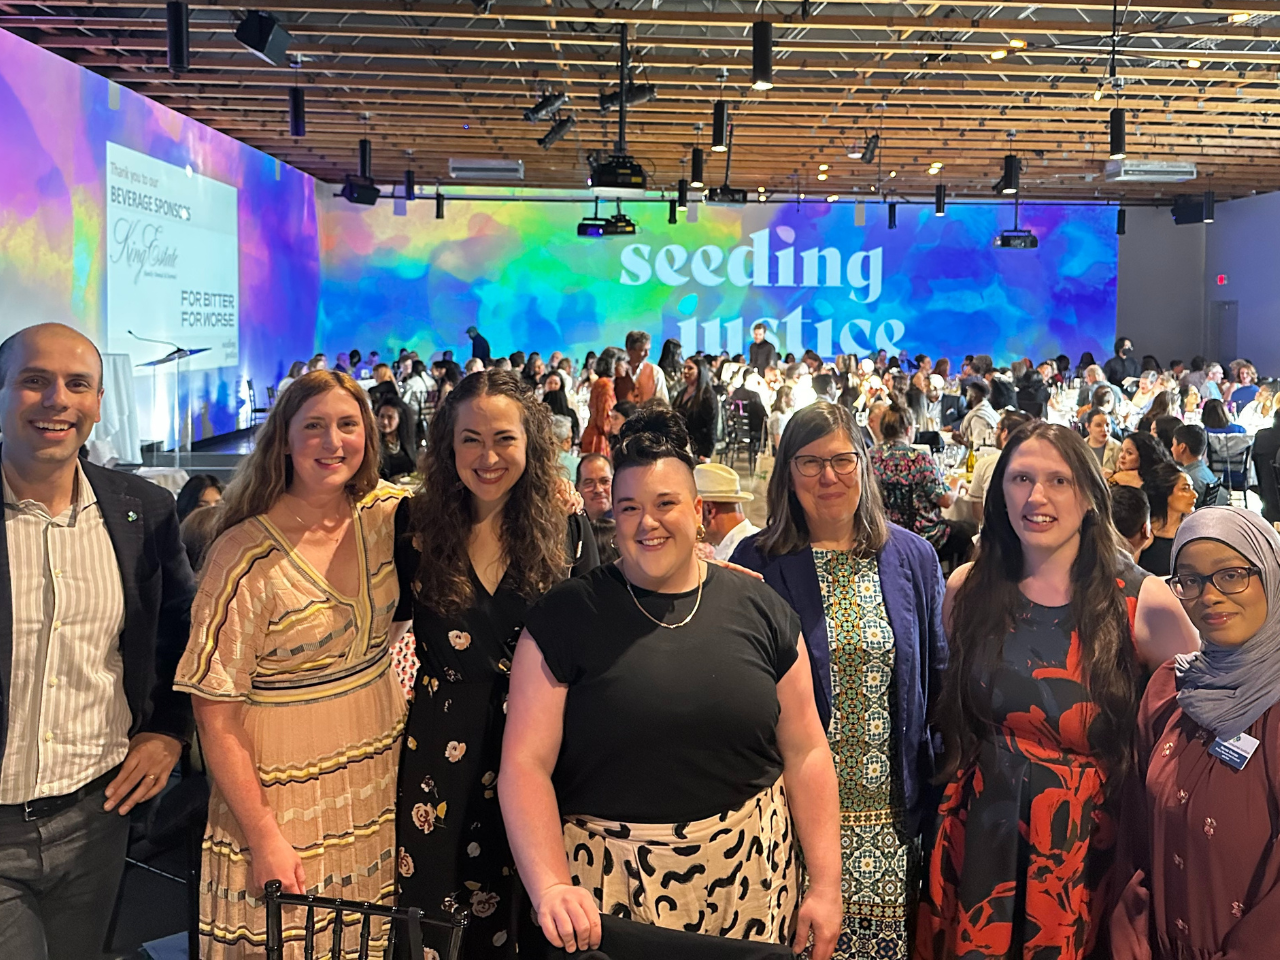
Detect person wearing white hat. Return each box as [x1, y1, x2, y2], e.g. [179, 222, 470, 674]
[694, 462, 760, 562]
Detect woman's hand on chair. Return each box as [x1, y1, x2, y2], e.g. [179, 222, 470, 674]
[792, 882, 842, 960]
[534, 882, 601, 953]
[251, 830, 306, 896]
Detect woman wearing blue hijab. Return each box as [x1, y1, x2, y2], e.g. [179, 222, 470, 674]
[1113, 506, 1280, 959]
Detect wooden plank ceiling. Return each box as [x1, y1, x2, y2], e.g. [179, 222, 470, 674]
[8, 0, 1280, 201]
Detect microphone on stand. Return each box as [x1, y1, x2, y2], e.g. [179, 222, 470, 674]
[127, 330, 184, 357]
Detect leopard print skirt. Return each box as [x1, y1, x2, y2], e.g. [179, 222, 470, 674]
[561, 778, 800, 945]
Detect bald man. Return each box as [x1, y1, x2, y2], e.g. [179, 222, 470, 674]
[0, 323, 196, 959]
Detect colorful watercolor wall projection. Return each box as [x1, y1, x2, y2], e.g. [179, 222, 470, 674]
[317, 190, 1117, 367]
[0, 29, 319, 443]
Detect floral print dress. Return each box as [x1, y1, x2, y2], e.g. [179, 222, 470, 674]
[815, 549, 918, 960]
[915, 573, 1145, 960]
[393, 554, 528, 958]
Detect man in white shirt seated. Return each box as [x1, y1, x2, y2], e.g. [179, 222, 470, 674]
[962, 409, 1034, 523]
[694, 462, 760, 562]
[957, 379, 1001, 450]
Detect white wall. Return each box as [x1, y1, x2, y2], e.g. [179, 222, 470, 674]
[1116, 206, 1206, 366]
[1203, 191, 1280, 377]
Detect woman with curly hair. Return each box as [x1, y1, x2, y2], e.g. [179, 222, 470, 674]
[393, 369, 597, 958]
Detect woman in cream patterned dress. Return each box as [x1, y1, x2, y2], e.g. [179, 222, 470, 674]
[175, 371, 408, 958]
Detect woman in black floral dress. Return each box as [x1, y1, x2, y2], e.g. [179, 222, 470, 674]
[392, 370, 595, 958]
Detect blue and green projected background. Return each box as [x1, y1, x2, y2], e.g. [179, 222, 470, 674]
[319, 192, 1117, 366]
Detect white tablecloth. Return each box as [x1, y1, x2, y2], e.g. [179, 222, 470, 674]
[89, 353, 142, 465]
[134, 467, 189, 496]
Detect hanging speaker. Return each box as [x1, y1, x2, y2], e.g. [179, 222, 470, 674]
[403, 168, 415, 202]
[235, 11, 292, 67]
[358, 139, 372, 180]
[166, 1, 189, 74]
[288, 86, 305, 137]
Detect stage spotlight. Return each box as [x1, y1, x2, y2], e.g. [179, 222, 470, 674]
[359, 138, 372, 180]
[712, 102, 729, 152]
[166, 1, 189, 73]
[991, 49, 1008, 60]
[1093, 85, 1105, 101]
[289, 86, 305, 137]
[817, 173, 828, 181]
[1230, 12, 1250, 22]
[1109, 107, 1126, 159]
[1186, 58, 1203, 68]
[403, 168, 415, 202]
[935, 184, 946, 216]
[235, 11, 292, 67]
[669, 199, 678, 224]
[525, 92, 569, 123]
[826, 194, 839, 203]
[861, 134, 879, 164]
[690, 148, 705, 188]
[847, 147, 863, 160]
[888, 202, 898, 229]
[1010, 38, 1028, 48]
[752, 21, 774, 91]
[677, 179, 689, 211]
[436, 193, 446, 219]
[599, 84, 658, 112]
[538, 115, 576, 149]
[1117, 208, 1126, 235]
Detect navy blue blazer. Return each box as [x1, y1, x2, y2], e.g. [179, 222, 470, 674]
[731, 523, 948, 838]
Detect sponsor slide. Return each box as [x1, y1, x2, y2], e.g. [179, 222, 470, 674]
[105, 141, 239, 370]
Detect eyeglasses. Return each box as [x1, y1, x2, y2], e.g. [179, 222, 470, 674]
[579, 478, 612, 491]
[791, 453, 860, 477]
[1168, 565, 1262, 600]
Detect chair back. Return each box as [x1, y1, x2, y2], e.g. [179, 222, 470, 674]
[1197, 478, 1223, 509]
[263, 879, 469, 960]
[1206, 433, 1253, 493]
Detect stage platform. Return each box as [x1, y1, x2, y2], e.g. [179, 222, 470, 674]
[133, 427, 255, 481]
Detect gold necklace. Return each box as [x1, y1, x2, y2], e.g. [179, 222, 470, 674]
[282, 495, 350, 544]
[620, 560, 705, 630]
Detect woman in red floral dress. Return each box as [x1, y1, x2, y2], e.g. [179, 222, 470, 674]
[915, 423, 1197, 960]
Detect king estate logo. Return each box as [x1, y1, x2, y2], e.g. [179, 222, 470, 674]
[616, 228, 903, 357]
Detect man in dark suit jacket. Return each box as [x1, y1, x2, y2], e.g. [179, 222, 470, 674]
[0, 324, 195, 959]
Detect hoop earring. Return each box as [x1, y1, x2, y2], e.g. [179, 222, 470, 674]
[696, 524, 707, 541]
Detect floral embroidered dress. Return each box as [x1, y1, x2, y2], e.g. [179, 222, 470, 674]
[869, 443, 950, 549]
[815, 549, 918, 960]
[915, 573, 1146, 960]
[393, 505, 528, 958]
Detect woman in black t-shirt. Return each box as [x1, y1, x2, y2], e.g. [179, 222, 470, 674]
[499, 408, 841, 959]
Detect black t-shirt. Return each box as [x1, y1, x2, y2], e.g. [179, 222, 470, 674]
[524, 562, 801, 824]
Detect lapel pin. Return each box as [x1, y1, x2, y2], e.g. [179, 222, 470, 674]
[126, 511, 138, 522]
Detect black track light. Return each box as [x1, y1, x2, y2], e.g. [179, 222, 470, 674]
[598, 84, 657, 113]
[1204, 190, 1215, 223]
[1117, 208, 1127, 235]
[935, 183, 946, 217]
[677, 179, 689, 211]
[403, 168, 415, 202]
[435, 193, 445, 220]
[861, 133, 879, 165]
[1001, 153, 1019, 194]
[712, 102, 729, 152]
[166, 1, 189, 73]
[358, 138, 372, 180]
[288, 86, 305, 137]
[888, 202, 897, 229]
[690, 147, 705, 188]
[669, 199, 679, 225]
[1109, 107, 1126, 160]
[751, 21, 773, 91]
[525, 92, 569, 123]
[538, 116, 576, 150]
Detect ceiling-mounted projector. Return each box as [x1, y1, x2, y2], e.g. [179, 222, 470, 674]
[589, 155, 647, 199]
[577, 212, 637, 237]
[994, 229, 1038, 249]
[704, 185, 748, 205]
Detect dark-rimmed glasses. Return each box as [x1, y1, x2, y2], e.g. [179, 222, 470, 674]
[1168, 565, 1262, 600]
[791, 453, 860, 478]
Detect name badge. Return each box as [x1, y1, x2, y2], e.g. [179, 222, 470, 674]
[1208, 732, 1261, 771]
